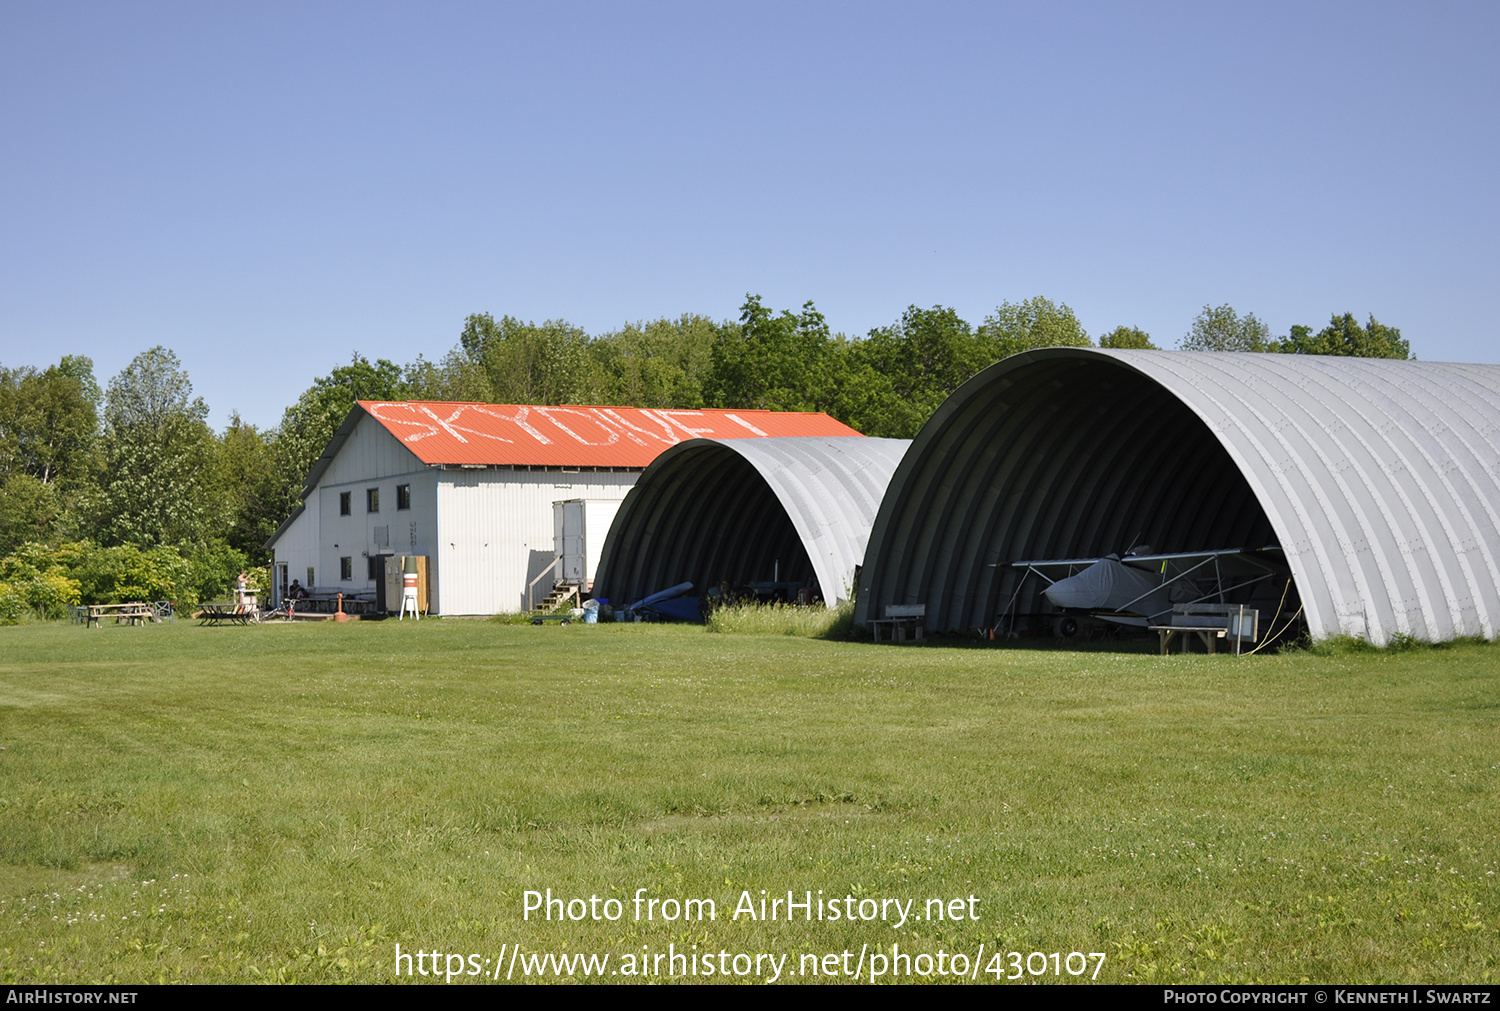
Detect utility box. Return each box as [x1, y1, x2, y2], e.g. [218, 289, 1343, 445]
[383, 555, 430, 614]
[553, 499, 623, 591]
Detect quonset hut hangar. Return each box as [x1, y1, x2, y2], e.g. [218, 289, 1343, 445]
[264, 402, 859, 615]
[854, 349, 1500, 646]
[593, 436, 910, 612]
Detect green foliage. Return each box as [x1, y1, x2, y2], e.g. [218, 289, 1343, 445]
[0, 474, 64, 556]
[0, 542, 82, 622]
[1275, 313, 1411, 359]
[589, 315, 719, 408]
[103, 346, 207, 431]
[1181, 304, 1272, 352]
[0, 361, 100, 488]
[0, 583, 27, 624]
[56, 540, 192, 605]
[1099, 325, 1157, 350]
[839, 305, 989, 438]
[93, 412, 218, 548]
[457, 313, 599, 405]
[978, 296, 1093, 357]
[55, 354, 103, 409]
[269, 354, 412, 533]
[91, 349, 219, 549]
[0, 539, 250, 609]
[183, 541, 252, 605]
[705, 295, 838, 413]
[214, 415, 282, 557]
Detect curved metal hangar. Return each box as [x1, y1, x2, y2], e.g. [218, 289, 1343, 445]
[594, 436, 910, 611]
[853, 349, 1500, 646]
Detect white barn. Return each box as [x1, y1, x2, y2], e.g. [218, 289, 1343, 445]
[264, 401, 859, 615]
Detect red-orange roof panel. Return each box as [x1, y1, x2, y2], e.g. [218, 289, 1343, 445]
[358, 402, 863, 468]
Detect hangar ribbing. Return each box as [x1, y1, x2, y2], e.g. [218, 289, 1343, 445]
[854, 349, 1500, 645]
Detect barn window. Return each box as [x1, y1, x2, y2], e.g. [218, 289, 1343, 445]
[367, 488, 379, 513]
[340, 492, 351, 515]
[397, 484, 411, 510]
[340, 557, 352, 581]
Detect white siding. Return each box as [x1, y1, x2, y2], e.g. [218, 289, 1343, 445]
[313, 415, 439, 596]
[270, 496, 321, 600]
[436, 468, 639, 614]
[320, 414, 429, 487]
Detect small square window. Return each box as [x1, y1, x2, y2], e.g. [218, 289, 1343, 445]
[397, 484, 411, 510]
[340, 557, 352, 581]
[339, 491, 351, 516]
[366, 488, 379, 513]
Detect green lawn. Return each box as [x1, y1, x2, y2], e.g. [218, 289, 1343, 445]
[0, 620, 1495, 984]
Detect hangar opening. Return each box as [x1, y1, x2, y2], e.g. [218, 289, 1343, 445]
[594, 437, 910, 616]
[856, 349, 1500, 646]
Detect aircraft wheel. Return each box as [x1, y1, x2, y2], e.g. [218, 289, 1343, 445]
[1059, 616, 1078, 638]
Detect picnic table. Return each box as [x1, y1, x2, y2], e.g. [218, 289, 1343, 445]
[197, 602, 255, 626]
[85, 602, 158, 628]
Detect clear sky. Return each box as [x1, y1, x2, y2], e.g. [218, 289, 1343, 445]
[2, 1, 1496, 429]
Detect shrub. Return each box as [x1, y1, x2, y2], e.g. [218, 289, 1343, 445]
[0, 542, 83, 620]
[184, 541, 250, 604]
[0, 583, 30, 625]
[53, 540, 189, 605]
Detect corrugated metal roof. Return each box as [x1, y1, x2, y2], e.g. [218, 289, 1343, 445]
[357, 401, 862, 468]
[594, 436, 909, 608]
[856, 349, 1500, 645]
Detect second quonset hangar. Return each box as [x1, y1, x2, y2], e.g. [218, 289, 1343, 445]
[593, 436, 910, 611]
[853, 349, 1500, 646]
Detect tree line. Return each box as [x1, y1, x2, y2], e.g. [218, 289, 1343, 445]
[0, 296, 1410, 618]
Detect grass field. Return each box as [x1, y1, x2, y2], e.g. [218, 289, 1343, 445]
[0, 619, 1495, 984]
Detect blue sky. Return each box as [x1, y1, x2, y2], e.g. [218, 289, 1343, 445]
[2, 1, 1496, 428]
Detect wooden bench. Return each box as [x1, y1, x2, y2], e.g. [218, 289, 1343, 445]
[1149, 604, 1258, 655]
[872, 603, 926, 644]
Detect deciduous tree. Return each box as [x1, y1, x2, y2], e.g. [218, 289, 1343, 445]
[1098, 325, 1156, 349]
[705, 295, 836, 413]
[1276, 313, 1411, 358]
[839, 305, 986, 438]
[1181, 305, 1271, 352]
[977, 297, 1092, 358]
[93, 347, 217, 547]
[458, 313, 599, 405]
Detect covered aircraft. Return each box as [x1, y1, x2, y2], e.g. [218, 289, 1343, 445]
[1000, 546, 1290, 632]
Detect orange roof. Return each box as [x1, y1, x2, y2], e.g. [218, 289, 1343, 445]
[358, 401, 862, 467]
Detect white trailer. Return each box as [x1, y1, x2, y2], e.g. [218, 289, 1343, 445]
[553, 498, 624, 594]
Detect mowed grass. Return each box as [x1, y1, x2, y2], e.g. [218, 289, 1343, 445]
[0, 620, 1495, 985]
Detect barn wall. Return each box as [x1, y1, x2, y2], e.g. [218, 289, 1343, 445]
[435, 467, 640, 614]
[269, 499, 319, 601]
[314, 415, 439, 599]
